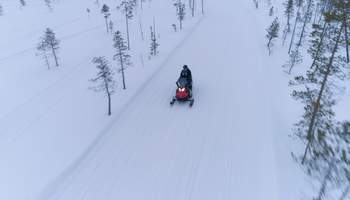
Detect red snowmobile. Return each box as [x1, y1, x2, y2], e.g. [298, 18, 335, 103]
[170, 77, 194, 107]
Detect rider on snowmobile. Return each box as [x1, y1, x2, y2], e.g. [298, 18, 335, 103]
[179, 65, 192, 90]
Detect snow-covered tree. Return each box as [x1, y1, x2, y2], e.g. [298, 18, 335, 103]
[174, 0, 186, 30]
[266, 17, 280, 54]
[113, 31, 132, 90]
[101, 4, 111, 33]
[201, 0, 204, 14]
[109, 20, 114, 33]
[150, 24, 159, 56]
[253, 0, 259, 9]
[90, 56, 116, 116]
[0, 4, 3, 16]
[288, 0, 303, 54]
[19, 0, 26, 7]
[282, 0, 294, 44]
[269, 6, 274, 16]
[118, 0, 136, 49]
[37, 28, 60, 68]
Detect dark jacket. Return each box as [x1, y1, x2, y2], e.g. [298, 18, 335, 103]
[180, 68, 192, 82]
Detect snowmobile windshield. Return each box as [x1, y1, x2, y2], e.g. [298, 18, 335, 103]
[177, 77, 188, 88]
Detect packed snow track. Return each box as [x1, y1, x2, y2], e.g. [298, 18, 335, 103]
[21, 0, 280, 199]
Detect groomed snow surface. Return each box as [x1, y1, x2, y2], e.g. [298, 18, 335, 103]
[1, 0, 307, 200]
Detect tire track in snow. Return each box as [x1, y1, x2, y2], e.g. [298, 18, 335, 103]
[37, 16, 206, 200]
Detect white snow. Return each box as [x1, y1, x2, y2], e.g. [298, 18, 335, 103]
[0, 0, 311, 200]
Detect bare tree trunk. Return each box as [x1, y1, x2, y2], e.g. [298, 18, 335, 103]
[43, 49, 50, 70]
[125, 12, 130, 50]
[105, 16, 109, 33]
[267, 37, 273, 55]
[119, 48, 126, 90]
[302, 25, 344, 165]
[289, 5, 301, 54]
[191, 0, 195, 17]
[50, 43, 59, 67]
[201, 0, 204, 14]
[345, 19, 349, 63]
[139, 17, 144, 41]
[180, 18, 183, 30]
[310, 22, 328, 70]
[105, 81, 112, 116]
[296, 0, 312, 49]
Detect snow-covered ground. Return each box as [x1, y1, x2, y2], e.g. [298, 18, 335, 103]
[0, 0, 313, 199]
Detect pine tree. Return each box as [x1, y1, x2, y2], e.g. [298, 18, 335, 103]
[266, 17, 280, 54]
[288, 0, 303, 54]
[282, 0, 294, 44]
[0, 4, 3, 16]
[269, 6, 274, 16]
[201, 0, 204, 14]
[109, 20, 114, 34]
[113, 31, 132, 90]
[20, 0, 26, 7]
[101, 4, 111, 33]
[90, 57, 116, 116]
[118, 0, 136, 50]
[150, 24, 159, 56]
[174, 0, 186, 30]
[37, 28, 60, 68]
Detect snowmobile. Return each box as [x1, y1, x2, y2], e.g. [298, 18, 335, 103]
[170, 77, 194, 107]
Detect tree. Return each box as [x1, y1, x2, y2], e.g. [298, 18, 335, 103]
[37, 42, 51, 69]
[113, 31, 132, 90]
[174, 0, 186, 30]
[19, 0, 26, 7]
[282, 0, 294, 44]
[37, 28, 60, 68]
[201, 0, 204, 14]
[266, 17, 280, 54]
[150, 23, 159, 56]
[269, 6, 274, 16]
[90, 57, 116, 116]
[109, 20, 114, 34]
[288, 0, 303, 54]
[101, 4, 111, 33]
[118, 0, 136, 50]
[0, 4, 3, 16]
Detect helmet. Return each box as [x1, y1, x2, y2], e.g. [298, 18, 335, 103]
[183, 65, 188, 70]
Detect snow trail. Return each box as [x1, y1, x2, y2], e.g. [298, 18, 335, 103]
[39, 0, 280, 199]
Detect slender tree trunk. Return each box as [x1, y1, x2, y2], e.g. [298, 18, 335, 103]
[105, 16, 109, 33]
[180, 19, 183, 30]
[282, 15, 291, 45]
[105, 81, 112, 116]
[289, 5, 301, 54]
[296, 0, 312, 49]
[125, 13, 130, 50]
[50, 43, 59, 67]
[201, 0, 204, 14]
[191, 0, 195, 17]
[310, 22, 328, 70]
[267, 37, 273, 55]
[119, 47, 126, 90]
[139, 17, 144, 41]
[344, 19, 349, 63]
[43, 49, 50, 70]
[302, 25, 344, 164]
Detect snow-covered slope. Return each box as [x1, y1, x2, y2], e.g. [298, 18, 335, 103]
[1, 0, 303, 200]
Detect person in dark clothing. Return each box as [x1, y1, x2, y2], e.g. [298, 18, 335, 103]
[179, 65, 192, 90]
